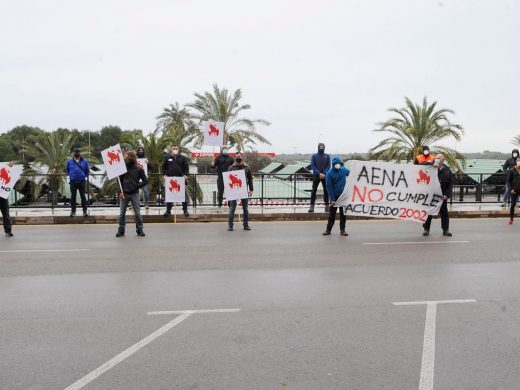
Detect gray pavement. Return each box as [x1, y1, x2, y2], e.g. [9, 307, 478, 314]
[1, 219, 520, 389]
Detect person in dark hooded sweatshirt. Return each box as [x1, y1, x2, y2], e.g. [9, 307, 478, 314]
[116, 150, 148, 237]
[136, 146, 150, 209]
[227, 152, 254, 231]
[507, 155, 520, 224]
[502, 149, 519, 207]
[162, 144, 189, 216]
[309, 143, 331, 213]
[211, 146, 234, 212]
[323, 156, 350, 236]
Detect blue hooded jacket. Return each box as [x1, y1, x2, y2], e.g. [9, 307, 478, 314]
[66, 157, 90, 182]
[326, 156, 350, 201]
[310, 143, 331, 176]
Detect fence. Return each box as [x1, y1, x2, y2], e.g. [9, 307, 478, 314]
[9, 172, 510, 209]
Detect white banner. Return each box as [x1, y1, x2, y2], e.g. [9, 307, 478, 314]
[136, 158, 148, 177]
[202, 120, 224, 147]
[101, 144, 127, 179]
[0, 163, 23, 199]
[223, 169, 249, 201]
[165, 176, 185, 203]
[335, 160, 443, 223]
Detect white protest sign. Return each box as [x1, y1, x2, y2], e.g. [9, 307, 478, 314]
[165, 176, 186, 203]
[101, 144, 127, 179]
[136, 158, 148, 177]
[335, 160, 444, 223]
[223, 169, 249, 201]
[202, 120, 224, 147]
[0, 163, 23, 199]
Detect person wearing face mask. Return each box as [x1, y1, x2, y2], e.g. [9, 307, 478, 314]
[227, 152, 254, 231]
[506, 156, 520, 224]
[211, 145, 235, 212]
[1, 161, 15, 237]
[136, 146, 150, 209]
[422, 153, 453, 237]
[65, 147, 90, 217]
[116, 150, 148, 237]
[309, 143, 331, 213]
[414, 146, 436, 165]
[502, 149, 519, 207]
[162, 144, 190, 216]
[323, 156, 350, 236]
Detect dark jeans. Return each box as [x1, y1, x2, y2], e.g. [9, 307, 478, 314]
[118, 192, 144, 232]
[228, 199, 249, 227]
[141, 185, 150, 205]
[166, 201, 188, 213]
[0, 198, 12, 233]
[217, 176, 224, 207]
[423, 200, 449, 232]
[510, 193, 518, 218]
[326, 206, 346, 231]
[70, 181, 87, 213]
[310, 176, 329, 205]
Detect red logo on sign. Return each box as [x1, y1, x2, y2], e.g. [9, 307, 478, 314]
[208, 123, 220, 136]
[169, 179, 181, 192]
[136, 160, 144, 169]
[417, 170, 431, 185]
[107, 150, 121, 165]
[0, 167, 11, 185]
[229, 174, 242, 189]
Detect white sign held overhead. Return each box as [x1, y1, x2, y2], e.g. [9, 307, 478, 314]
[165, 176, 186, 203]
[202, 121, 224, 147]
[101, 144, 127, 179]
[0, 163, 23, 199]
[223, 169, 249, 201]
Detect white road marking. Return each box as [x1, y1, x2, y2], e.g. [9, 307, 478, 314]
[147, 308, 242, 315]
[64, 308, 241, 390]
[393, 299, 477, 390]
[0, 249, 90, 253]
[363, 241, 469, 245]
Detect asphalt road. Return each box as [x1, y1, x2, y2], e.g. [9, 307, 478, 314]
[1, 219, 519, 390]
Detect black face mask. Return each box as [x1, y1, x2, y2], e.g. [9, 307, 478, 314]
[74, 153, 81, 158]
[318, 149, 325, 154]
[236, 158, 243, 164]
[137, 151, 144, 158]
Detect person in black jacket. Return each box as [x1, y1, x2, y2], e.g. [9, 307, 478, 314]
[162, 145, 190, 216]
[211, 146, 234, 212]
[116, 151, 148, 237]
[507, 155, 520, 224]
[502, 149, 519, 207]
[309, 143, 331, 213]
[227, 152, 253, 231]
[423, 153, 453, 237]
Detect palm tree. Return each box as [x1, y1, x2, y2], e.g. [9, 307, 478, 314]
[187, 84, 271, 150]
[369, 97, 465, 169]
[511, 135, 520, 147]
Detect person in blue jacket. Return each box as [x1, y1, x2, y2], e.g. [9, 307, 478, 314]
[309, 142, 331, 213]
[65, 148, 90, 217]
[323, 156, 350, 236]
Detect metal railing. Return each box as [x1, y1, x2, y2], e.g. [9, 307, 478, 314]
[9, 172, 510, 208]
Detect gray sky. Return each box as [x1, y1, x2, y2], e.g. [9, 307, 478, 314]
[1, 0, 519, 154]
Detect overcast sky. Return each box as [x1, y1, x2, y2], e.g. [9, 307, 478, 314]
[1, 0, 519, 154]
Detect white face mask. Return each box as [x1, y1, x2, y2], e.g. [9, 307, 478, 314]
[423, 150, 430, 156]
[334, 163, 341, 170]
[434, 158, 441, 166]
[221, 149, 228, 155]
[513, 153, 518, 158]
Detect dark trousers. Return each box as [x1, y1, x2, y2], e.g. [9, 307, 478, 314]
[510, 193, 519, 218]
[310, 176, 329, 205]
[166, 201, 188, 213]
[70, 181, 87, 213]
[423, 200, 449, 232]
[326, 206, 346, 231]
[118, 192, 143, 232]
[217, 176, 224, 207]
[0, 198, 12, 233]
[228, 199, 249, 227]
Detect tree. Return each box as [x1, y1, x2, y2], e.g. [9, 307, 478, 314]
[187, 84, 271, 150]
[369, 97, 465, 169]
[243, 151, 271, 174]
[511, 135, 520, 147]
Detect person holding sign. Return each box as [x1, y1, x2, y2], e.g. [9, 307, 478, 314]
[211, 146, 234, 213]
[65, 148, 90, 217]
[0, 161, 15, 237]
[506, 155, 520, 225]
[422, 154, 453, 237]
[162, 145, 189, 217]
[309, 143, 331, 213]
[323, 157, 350, 236]
[116, 151, 148, 237]
[227, 152, 253, 231]
[136, 146, 150, 209]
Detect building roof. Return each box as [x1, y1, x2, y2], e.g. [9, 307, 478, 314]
[259, 162, 284, 174]
[274, 165, 311, 179]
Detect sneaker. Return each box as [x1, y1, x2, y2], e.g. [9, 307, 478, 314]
[217, 206, 223, 213]
[5, 231, 13, 237]
[183, 211, 189, 217]
[116, 231, 125, 237]
[243, 225, 251, 231]
[502, 202, 507, 208]
[322, 230, 331, 236]
[443, 231, 453, 237]
[83, 211, 88, 217]
[308, 205, 315, 213]
[509, 218, 513, 225]
[145, 205, 149, 210]
[70, 212, 75, 217]
[163, 211, 171, 217]
[340, 230, 348, 236]
[136, 230, 146, 237]
[423, 230, 430, 236]
[228, 226, 233, 231]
